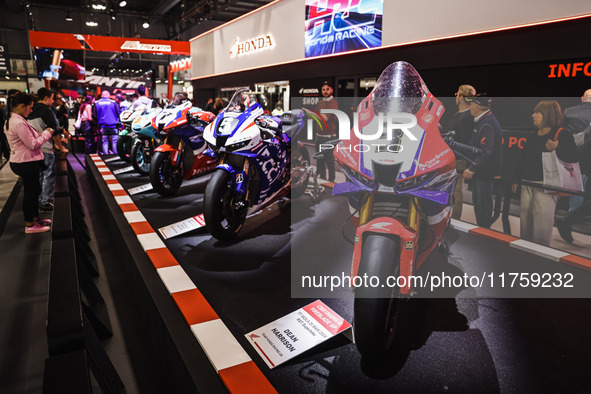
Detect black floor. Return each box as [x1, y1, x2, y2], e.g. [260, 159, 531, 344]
[0, 155, 171, 394]
[95, 154, 591, 393]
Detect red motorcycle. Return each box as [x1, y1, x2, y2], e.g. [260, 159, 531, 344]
[326, 62, 468, 357]
[149, 95, 217, 196]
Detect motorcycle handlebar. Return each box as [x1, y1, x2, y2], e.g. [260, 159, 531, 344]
[448, 140, 483, 156]
[255, 119, 282, 133]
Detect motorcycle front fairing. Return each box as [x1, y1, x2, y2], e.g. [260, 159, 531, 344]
[334, 61, 457, 292]
[333, 62, 457, 208]
[204, 88, 290, 208]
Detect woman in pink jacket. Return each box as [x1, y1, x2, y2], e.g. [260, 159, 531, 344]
[5, 93, 57, 233]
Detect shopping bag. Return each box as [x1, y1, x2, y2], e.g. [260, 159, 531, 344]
[542, 151, 583, 193]
[74, 112, 82, 130]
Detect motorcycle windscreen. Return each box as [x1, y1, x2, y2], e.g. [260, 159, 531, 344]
[355, 61, 430, 181]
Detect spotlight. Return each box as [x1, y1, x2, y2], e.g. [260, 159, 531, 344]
[142, 20, 150, 29]
[86, 20, 98, 27]
[65, 9, 73, 21]
[92, 3, 106, 11]
[119, 1, 127, 7]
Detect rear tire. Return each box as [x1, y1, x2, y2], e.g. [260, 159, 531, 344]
[204, 169, 247, 241]
[354, 234, 401, 358]
[149, 151, 184, 196]
[131, 140, 151, 175]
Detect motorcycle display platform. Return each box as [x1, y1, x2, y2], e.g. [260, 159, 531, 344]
[86, 153, 591, 393]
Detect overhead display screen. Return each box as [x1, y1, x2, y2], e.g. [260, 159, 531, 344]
[304, 0, 383, 58]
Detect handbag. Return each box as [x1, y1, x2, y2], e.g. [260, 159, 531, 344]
[542, 128, 584, 193]
[74, 111, 82, 130]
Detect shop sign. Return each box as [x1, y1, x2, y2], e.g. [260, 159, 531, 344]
[85, 75, 145, 89]
[169, 58, 192, 73]
[229, 35, 275, 58]
[547, 62, 591, 78]
[121, 41, 171, 53]
[245, 300, 351, 369]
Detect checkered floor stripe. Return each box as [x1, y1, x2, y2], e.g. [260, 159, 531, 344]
[89, 154, 276, 394]
[450, 219, 591, 271]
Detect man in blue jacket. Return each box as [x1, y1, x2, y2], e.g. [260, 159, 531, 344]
[463, 94, 503, 228]
[95, 90, 120, 154]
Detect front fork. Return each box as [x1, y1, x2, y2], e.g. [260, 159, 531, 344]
[166, 136, 184, 167]
[354, 194, 420, 295]
[218, 154, 251, 204]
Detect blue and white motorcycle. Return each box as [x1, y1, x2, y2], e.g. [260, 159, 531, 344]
[202, 88, 309, 240]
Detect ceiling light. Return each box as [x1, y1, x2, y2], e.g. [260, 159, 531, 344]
[119, 1, 127, 7]
[92, 4, 106, 11]
[142, 21, 150, 28]
[86, 20, 98, 27]
[65, 9, 73, 21]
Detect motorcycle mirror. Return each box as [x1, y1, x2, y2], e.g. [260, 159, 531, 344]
[260, 129, 275, 140]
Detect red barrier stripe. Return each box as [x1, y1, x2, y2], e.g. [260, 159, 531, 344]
[111, 190, 128, 197]
[171, 288, 220, 325]
[131, 221, 155, 235]
[146, 248, 179, 269]
[559, 254, 591, 272]
[119, 203, 139, 212]
[468, 227, 519, 245]
[218, 361, 277, 394]
[105, 179, 119, 184]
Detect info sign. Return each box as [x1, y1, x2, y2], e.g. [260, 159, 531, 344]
[245, 300, 351, 369]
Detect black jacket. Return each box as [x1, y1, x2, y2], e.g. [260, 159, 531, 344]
[449, 108, 474, 145]
[562, 102, 591, 134]
[514, 127, 579, 182]
[468, 111, 503, 180]
[28, 102, 59, 131]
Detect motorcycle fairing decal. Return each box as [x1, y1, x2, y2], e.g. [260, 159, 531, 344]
[214, 103, 264, 141]
[215, 163, 236, 174]
[352, 217, 417, 295]
[154, 144, 176, 153]
[332, 181, 364, 196]
[235, 171, 249, 195]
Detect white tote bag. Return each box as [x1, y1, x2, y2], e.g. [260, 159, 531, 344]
[542, 151, 583, 192]
[74, 111, 82, 130]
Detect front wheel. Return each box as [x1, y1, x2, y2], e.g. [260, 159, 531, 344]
[149, 151, 184, 196]
[203, 169, 247, 241]
[131, 140, 151, 175]
[290, 147, 309, 199]
[353, 234, 401, 358]
[117, 135, 132, 162]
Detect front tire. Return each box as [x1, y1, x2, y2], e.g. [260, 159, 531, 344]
[149, 151, 184, 196]
[354, 234, 401, 358]
[204, 169, 247, 241]
[131, 140, 151, 175]
[117, 135, 132, 162]
[290, 147, 309, 199]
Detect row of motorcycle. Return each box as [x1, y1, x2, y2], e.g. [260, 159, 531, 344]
[109, 62, 475, 360]
[113, 90, 310, 241]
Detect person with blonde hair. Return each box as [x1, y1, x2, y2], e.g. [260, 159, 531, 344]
[512, 100, 579, 246]
[450, 84, 476, 219]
